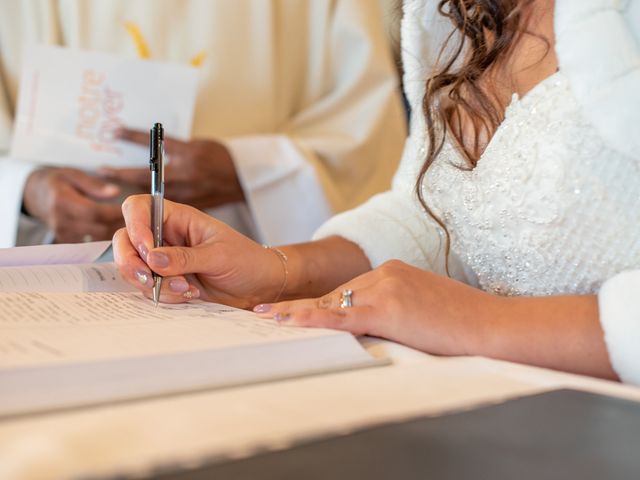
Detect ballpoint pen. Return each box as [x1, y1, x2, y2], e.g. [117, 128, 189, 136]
[150, 123, 164, 306]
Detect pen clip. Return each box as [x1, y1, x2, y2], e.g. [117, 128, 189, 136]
[149, 123, 164, 172]
[149, 130, 157, 171]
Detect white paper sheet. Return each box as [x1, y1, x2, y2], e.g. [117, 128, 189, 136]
[0, 241, 111, 266]
[10, 45, 198, 168]
[0, 262, 132, 293]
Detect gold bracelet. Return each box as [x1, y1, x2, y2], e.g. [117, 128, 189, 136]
[263, 245, 288, 303]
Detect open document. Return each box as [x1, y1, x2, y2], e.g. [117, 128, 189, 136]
[0, 292, 383, 418]
[0, 244, 385, 418]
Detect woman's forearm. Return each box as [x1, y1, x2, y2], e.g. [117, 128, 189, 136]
[474, 294, 618, 380]
[279, 236, 371, 300]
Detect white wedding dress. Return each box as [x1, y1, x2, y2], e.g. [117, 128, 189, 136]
[427, 71, 640, 297]
[315, 0, 640, 383]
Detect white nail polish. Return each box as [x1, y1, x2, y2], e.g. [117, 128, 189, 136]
[136, 271, 149, 285]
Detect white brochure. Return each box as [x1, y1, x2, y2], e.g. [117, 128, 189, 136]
[10, 45, 199, 169]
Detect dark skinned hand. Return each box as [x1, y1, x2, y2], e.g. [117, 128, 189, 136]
[23, 167, 124, 243]
[97, 128, 245, 210]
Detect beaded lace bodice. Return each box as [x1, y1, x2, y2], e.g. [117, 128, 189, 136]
[425, 72, 640, 296]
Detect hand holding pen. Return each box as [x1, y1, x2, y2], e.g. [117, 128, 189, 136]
[150, 123, 164, 306]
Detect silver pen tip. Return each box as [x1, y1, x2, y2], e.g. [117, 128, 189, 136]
[152, 279, 161, 307]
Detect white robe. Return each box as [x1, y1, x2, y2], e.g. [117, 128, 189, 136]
[314, 0, 640, 384]
[0, 0, 407, 247]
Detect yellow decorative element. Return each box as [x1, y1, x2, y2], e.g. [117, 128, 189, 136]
[190, 50, 207, 67]
[124, 21, 151, 59]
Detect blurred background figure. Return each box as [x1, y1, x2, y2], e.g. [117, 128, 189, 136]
[0, 0, 406, 247]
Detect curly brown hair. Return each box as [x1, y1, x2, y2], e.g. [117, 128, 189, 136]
[416, 0, 536, 273]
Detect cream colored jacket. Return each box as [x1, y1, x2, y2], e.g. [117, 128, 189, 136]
[0, 0, 406, 246]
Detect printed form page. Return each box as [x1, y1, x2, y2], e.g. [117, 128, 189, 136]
[0, 292, 349, 368]
[0, 292, 378, 417]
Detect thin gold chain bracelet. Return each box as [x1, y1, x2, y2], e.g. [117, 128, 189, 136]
[263, 245, 288, 303]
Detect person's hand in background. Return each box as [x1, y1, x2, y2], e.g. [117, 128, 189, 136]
[98, 128, 244, 210]
[23, 167, 124, 243]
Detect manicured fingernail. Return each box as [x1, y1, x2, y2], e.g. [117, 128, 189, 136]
[274, 312, 291, 322]
[135, 269, 151, 286]
[169, 278, 189, 293]
[183, 287, 199, 300]
[138, 244, 149, 261]
[148, 251, 169, 268]
[253, 304, 272, 313]
[102, 184, 119, 195]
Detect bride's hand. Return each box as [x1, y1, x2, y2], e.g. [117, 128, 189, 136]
[254, 260, 503, 356]
[113, 195, 283, 307]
